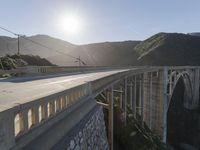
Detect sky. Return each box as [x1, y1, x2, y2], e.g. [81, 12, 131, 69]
[0, 0, 200, 44]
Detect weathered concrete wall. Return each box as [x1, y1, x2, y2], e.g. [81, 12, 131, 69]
[143, 70, 164, 138]
[53, 105, 109, 150]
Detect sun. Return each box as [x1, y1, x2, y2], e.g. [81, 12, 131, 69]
[58, 14, 82, 35]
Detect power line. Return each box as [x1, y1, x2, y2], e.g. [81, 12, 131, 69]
[0, 26, 18, 36]
[0, 26, 86, 64]
[20, 35, 77, 59]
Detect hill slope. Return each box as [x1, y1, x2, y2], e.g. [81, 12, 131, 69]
[48, 41, 140, 66]
[0, 54, 54, 70]
[1, 33, 200, 66]
[136, 33, 200, 65]
[0, 35, 75, 58]
[0, 35, 140, 66]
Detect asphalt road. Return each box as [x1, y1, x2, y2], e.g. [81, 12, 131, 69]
[0, 69, 129, 111]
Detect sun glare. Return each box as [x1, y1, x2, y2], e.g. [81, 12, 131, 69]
[58, 14, 82, 35]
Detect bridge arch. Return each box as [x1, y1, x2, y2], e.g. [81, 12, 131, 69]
[168, 72, 193, 110]
[167, 73, 199, 149]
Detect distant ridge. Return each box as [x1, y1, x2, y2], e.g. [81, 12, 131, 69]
[0, 35, 140, 66]
[1, 32, 200, 66]
[188, 32, 200, 37]
[135, 32, 200, 65]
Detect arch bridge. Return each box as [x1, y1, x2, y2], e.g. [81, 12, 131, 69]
[0, 66, 199, 150]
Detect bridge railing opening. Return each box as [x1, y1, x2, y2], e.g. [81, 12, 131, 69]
[38, 105, 45, 122]
[13, 83, 90, 140]
[3, 68, 144, 149]
[14, 113, 24, 136]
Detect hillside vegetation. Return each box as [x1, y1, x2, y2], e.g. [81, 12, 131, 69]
[136, 33, 200, 65]
[1, 32, 200, 66]
[0, 54, 54, 70]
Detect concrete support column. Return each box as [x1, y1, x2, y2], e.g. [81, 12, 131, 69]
[107, 86, 114, 150]
[193, 68, 200, 106]
[163, 67, 168, 143]
[174, 71, 177, 84]
[169, 69, 173, 95]
[134, 76, 137, 117]
[139, 74, 142, 116]
[124, 78, 127, 126]
[119, 86, 123, 110]
[149, 72, 153, 130]
[130, 81, 133, 110]
[140, 74, 144, 122]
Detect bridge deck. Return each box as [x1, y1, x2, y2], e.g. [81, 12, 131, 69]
[0, 69, 129, 112]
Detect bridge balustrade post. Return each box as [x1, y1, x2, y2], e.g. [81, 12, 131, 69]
[51, 100, 56, 114]
[22, 109, 29, 133]
[44, 103, 48, 120]
[34, 106, 39, 125]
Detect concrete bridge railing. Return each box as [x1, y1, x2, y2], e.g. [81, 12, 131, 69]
[0, 83, 91, 150]
[0, 66, 135, 76]
[0, 68, 134, 150]
[0, 66, 199, 150]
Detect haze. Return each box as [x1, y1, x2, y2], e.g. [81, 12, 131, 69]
[0, 0, 200, 44]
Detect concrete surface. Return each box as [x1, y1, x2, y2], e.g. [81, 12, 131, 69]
[0, 69, 129, 112]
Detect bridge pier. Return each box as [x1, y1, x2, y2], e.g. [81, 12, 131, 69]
[96, 86, 114, 150]
[124, 78, 128, 126]
[139, 74, 143, 119]
[119, 85, 123, 110]
[149, 72, 153, 130]
[163, 67, 168, 143]
[193, 69, 200, 106]
[129, 81, 133, 111]
[107, 86, 114, 150]
[133, 75, 137, 118]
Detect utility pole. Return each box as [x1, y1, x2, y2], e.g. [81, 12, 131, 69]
[17, 35, 20, 55]
[0, 57, 4, 70]
[78, 56, 81, 68]
[75, 56, 86, 68]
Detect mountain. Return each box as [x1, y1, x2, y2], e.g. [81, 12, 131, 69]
[188, 32, 200, 37]
[0, 35, 75, 58]
[135, 32, 200, 65]
[1, 33, 200, 66]
[48, 41, 140, 66]
[0, 35, 140, 66]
